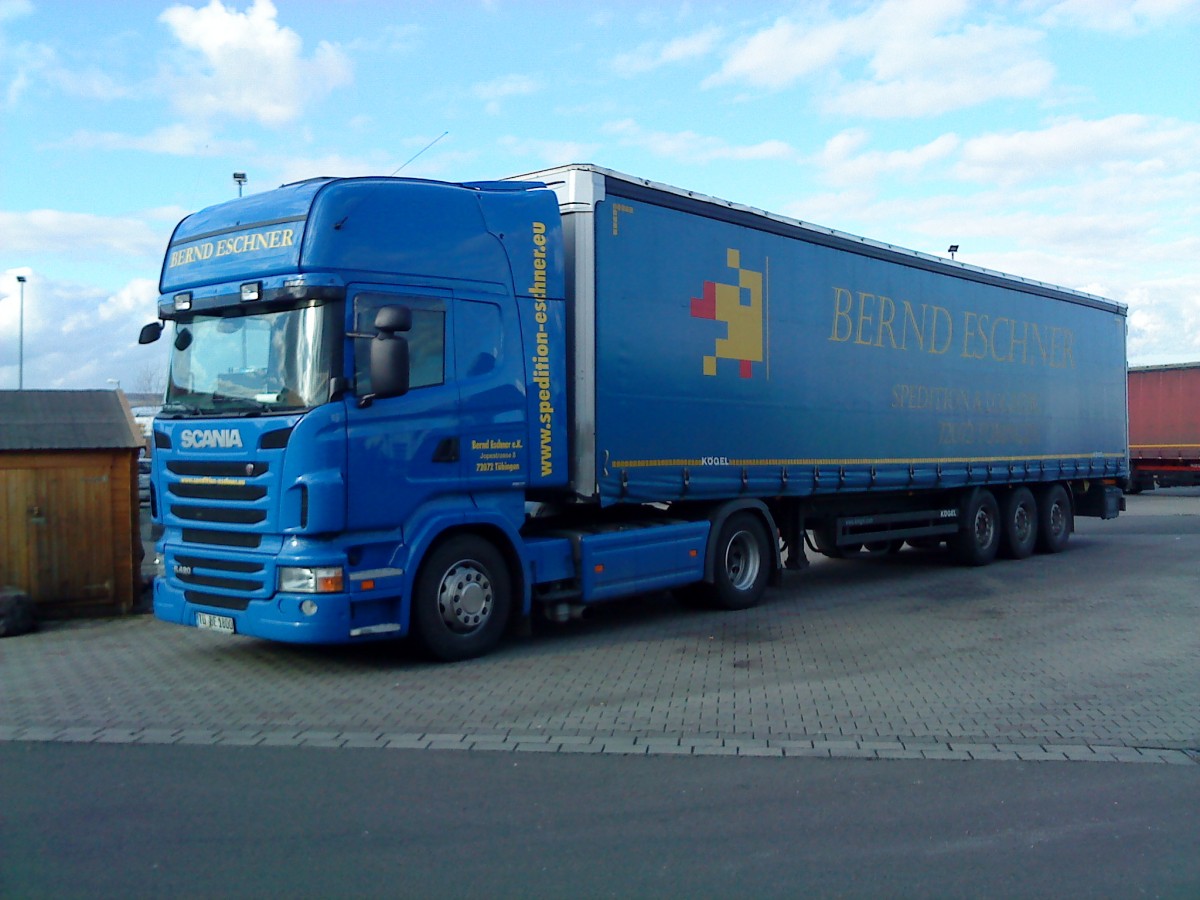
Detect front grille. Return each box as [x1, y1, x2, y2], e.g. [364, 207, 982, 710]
[168, 454, 275, 609]
[173, 505, 266, 525]
[169, 461, 269, 477]
[178, 571, 262, 592]
[176, 555, 264, 574]
[185, 590, 251, 611]
[171, 482, 267, 501]
[182, 528, 262, 548]
[173, 550, 270, 609]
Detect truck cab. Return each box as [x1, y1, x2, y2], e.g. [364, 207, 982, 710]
[143, 176, 568, 658]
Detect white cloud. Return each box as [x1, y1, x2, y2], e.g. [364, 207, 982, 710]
[705, 1, 1055, 117]
[954, 114, 1200, 185]
[814, 130, 961, 186]
[159, 0, 352, 126]
[0, 272, 166, 391]
[62, 277, 157, 331]
[603, 119, 795, 163]
[269, 152, 391, 185]
[0, 0, 33, 22]
[58, 123, 254, 157]
[497, 136, 600, 168]
[612, 27, 724, 77]
[472, 74, 539, 115]
[1036, 0, 1200, 32]
[0, 210, 167, 260]
[343, 23, 423, 54]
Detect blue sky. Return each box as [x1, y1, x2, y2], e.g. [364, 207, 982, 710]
[2, 0, 1198, 390]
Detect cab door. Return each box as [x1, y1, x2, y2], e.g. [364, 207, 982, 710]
[344, 287, 462, 533]
[454, 293, 529, 498]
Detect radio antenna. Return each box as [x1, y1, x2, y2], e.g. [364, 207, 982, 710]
[391, 131, 449, 176]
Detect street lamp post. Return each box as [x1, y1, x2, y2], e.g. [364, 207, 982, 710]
[16, 275, 26, 390]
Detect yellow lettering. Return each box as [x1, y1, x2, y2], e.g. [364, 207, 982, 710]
[854, 292, 875, 346]
[990, 317, 1012, 362]
[876, 295, 897, 348]
[830, 287, 853, 342]
[900, 301, 924, 351]
[930, 306, 953, 354]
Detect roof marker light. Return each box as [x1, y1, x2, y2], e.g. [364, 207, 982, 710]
[174, 292, 192, 311]
[241, 281, 262, 302]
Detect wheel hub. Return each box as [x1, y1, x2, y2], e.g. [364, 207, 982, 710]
[437, 563, 493, 633]
[725, 531, 760, 591]
[974, 507, 995, 547]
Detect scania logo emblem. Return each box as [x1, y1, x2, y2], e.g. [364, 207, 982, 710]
[179, 428, 244, 450]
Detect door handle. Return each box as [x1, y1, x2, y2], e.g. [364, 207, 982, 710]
[432, 437, 459, 463]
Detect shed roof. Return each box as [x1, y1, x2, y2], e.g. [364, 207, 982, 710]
[0, 390, 144, 451]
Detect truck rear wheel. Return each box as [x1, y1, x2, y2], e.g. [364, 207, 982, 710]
[1000, 486, 1038, 560]
[413, 535, 511, 662]
[1035, 484, 1072, 554]
[952, 488, 1000, 567]
[708, 513, 772, 610]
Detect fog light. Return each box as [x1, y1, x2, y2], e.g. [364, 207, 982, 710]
[300, 599, 319, 616]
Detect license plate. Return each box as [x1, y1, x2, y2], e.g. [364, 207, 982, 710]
[196, 612, 236, 634]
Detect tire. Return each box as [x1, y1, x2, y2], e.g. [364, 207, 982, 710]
[412, 535, 511, 662]
[951, 488, 1000, 567]
[863, 540, 904, 556]
[706, 513, 772, 610]
[1000, 486, 1038, 560]
[811, 522, 861, 559]
[1035, 484, 1072, 554]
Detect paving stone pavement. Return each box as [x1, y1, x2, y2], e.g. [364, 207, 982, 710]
[2, 494, 1198, 765]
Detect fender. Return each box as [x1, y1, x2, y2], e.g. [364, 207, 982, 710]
[393, 508, 532, 632]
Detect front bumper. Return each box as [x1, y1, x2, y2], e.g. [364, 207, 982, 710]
[153, 578, 406, 644]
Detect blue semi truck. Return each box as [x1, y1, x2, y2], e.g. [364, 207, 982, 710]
[139, 164, 1128, 660]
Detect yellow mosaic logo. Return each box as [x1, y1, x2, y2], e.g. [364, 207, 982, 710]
[689, 249, 764, 378]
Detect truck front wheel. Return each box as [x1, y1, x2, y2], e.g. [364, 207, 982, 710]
[952, 488, 1000, 566]
[708, 513, 772, 610]
[413, 535, 511, 662]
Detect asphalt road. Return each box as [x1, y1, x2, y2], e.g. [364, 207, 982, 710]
[3, 741, 1198, 899]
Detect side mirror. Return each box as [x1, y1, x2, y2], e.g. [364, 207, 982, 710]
[368, 306, 412, 399]
[138, 322, 164, 345]
[374, 305, 412, 335]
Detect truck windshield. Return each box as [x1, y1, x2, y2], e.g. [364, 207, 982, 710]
[163, 303, 338, 415]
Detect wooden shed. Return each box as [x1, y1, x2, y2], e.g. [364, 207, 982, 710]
[0, 390, 144, 617]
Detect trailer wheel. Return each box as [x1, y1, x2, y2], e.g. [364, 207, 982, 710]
[1000, 487, 1038, 560]
[413, 535, 511, 662]
[708, 513, 772, 610]
[811, 523, 862, 558]
[952, 488, 1000, 566]
[1035, 484, 1072, 554]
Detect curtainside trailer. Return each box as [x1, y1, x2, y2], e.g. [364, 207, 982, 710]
[1127, 363, 1200, 491]
[139, 164, 1128, 660]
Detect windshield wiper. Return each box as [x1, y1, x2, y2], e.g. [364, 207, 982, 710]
[160, 401, 205, 416]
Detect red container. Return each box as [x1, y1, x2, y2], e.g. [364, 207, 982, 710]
[1128, 363, 1200, 488]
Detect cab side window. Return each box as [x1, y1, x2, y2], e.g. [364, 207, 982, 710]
[353, 294, 446, 395]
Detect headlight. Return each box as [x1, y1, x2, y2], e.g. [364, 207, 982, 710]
[278, 566, 344, 593]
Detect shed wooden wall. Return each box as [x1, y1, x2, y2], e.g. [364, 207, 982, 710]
[0, 449, 139, 616]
